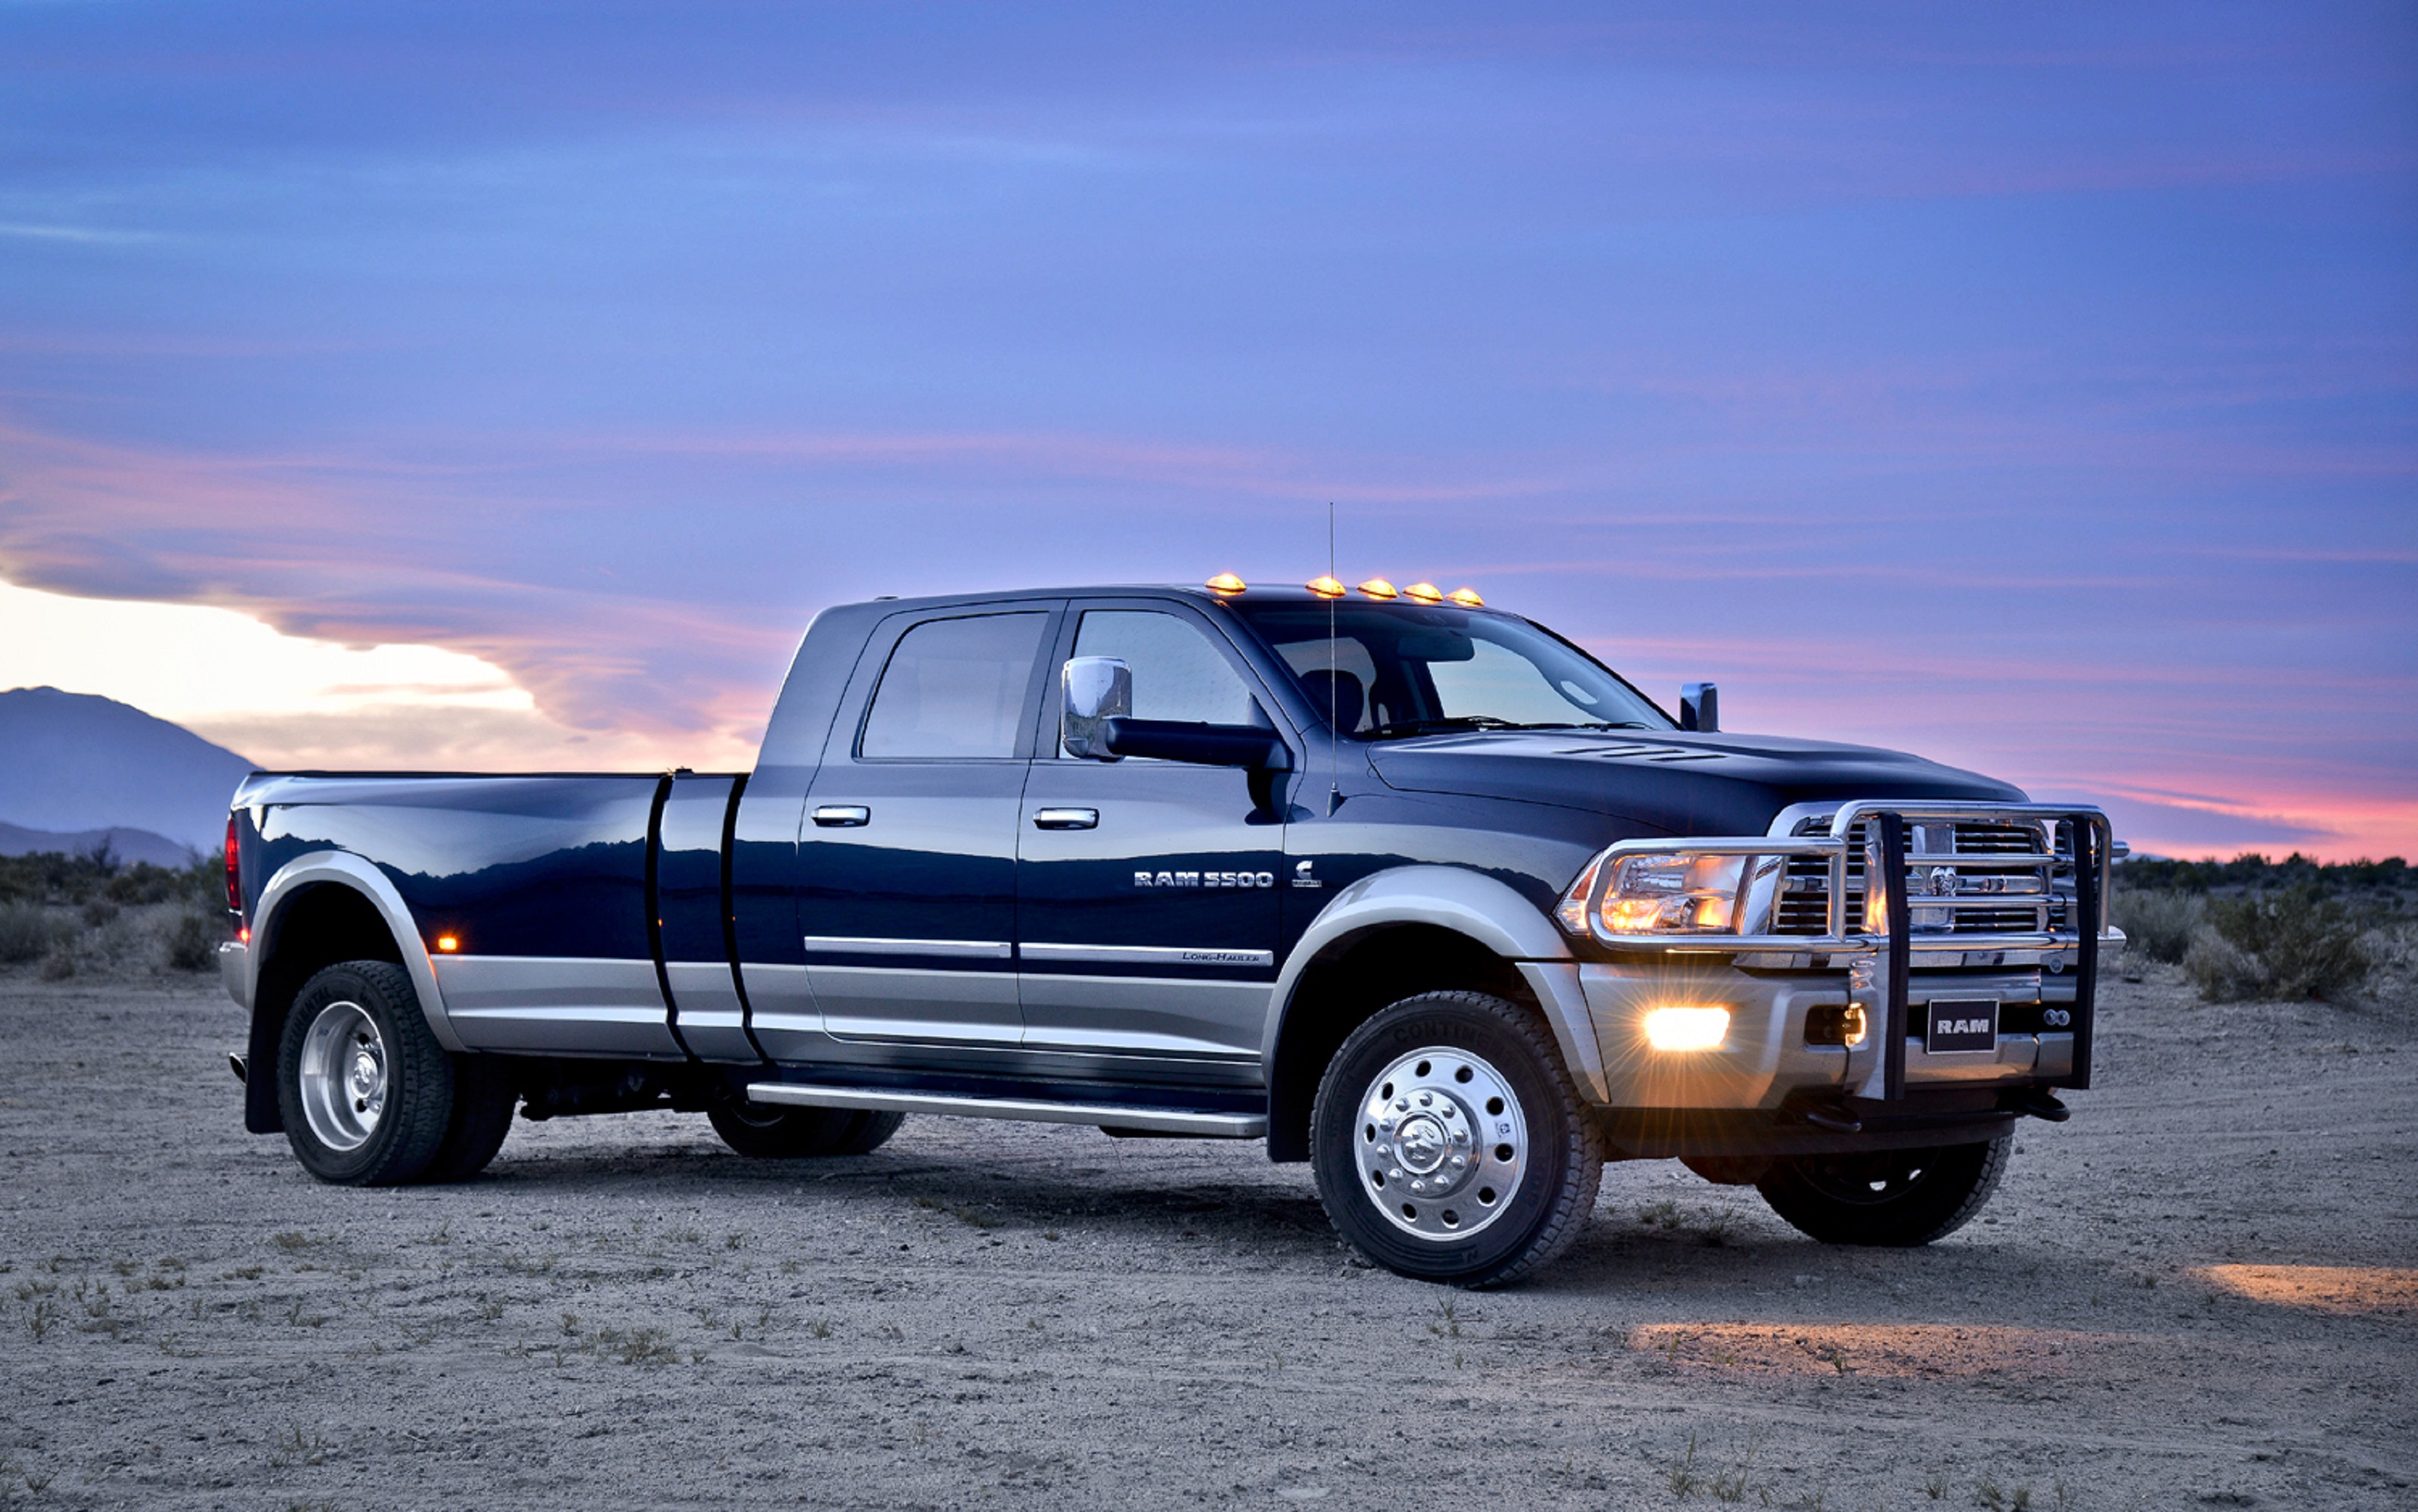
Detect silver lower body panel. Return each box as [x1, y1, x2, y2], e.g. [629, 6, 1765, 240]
[745, 1081, 1265, 1137]
[433, 956, 680, 1058]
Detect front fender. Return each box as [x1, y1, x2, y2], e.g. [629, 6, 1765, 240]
[253, 850, 464, 1053]
[1263, 865, 1606, 1101]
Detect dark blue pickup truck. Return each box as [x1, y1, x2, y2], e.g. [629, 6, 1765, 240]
[221, 578, 2118, 1285]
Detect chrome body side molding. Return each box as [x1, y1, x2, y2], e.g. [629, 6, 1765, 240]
[252, 849, 463, 1052]
[803, 936, 1012, 960]
[1019, 942, 1275, 969]
[745, 1082, 1266, 1137]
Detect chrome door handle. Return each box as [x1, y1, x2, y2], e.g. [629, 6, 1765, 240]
[811, 804, 871, 827]
[1031, 807, 1099, 830]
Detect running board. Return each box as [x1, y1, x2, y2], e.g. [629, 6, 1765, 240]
[743, 1083, 1266, 1139]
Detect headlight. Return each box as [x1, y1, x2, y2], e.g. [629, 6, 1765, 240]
[1556, 851, 1780, 937]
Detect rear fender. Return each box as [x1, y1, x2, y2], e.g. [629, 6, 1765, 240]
[252, 850, 463, 1054]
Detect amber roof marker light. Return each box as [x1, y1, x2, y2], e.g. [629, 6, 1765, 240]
[1449, 587, 1484, 607]
[1356, 578, 1399, 600]
[1205, 572, 1247, 593]
[1403, 582, 1443, 605]
[1306, 575, 1346, 598]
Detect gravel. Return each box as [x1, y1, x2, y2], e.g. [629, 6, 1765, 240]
[2, 964, 2411, 1509]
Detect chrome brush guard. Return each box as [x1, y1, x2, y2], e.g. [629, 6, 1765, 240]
[1578, 801, 2117, 1101]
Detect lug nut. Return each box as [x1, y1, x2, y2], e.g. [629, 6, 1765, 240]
[1417, 1092, 1433, 1107]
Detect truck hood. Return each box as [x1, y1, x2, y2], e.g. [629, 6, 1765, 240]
[1364, 728, 2025, 838]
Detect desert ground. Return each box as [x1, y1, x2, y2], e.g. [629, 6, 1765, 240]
[2, 962, 2411, 1511]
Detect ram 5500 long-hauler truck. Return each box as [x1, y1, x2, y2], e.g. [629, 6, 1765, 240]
[220, 579, 2119, 1286]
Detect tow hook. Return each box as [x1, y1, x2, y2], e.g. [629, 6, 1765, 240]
[228, 1052, 247, 1084]
[1796, 1103, 1862, 1134]
[2010, 1090, 2070, 1123]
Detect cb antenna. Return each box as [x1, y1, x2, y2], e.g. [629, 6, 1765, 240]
[1327, 501, 1339, 816]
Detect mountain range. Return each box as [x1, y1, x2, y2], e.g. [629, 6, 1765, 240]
[0, 687, 258, 862]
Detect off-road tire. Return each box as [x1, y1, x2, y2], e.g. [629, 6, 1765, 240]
[1755, 1136, 2010, 1246]
[277, 960, 455, 1185]
[707, 1103, 906, 1158]
[1310, 990, 1604, 1287]
[418, 1054, 517, 1183]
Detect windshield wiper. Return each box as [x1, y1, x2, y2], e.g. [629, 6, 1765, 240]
[1360, 715, 1524, 740]
[1361, 717, 1660, 741]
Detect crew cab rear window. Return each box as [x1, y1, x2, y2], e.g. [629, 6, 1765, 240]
[860, 612, 1049, 760]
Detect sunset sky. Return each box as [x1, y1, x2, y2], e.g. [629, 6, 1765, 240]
[2, 2, 2412, 860]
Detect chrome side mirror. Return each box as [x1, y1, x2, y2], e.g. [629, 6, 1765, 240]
[1062, 656, 1133, 760]
[1680, 681, 1719, 733]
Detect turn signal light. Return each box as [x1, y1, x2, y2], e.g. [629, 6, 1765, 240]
[1356, 578, 1398, 600]
[1205, 572, 1246, 593]
[1306, 575, 1345, 598]
[1642, 1006, 1730, 1052]
[1448, 587, 1484, 607]
[1403, 582, 1443, 604]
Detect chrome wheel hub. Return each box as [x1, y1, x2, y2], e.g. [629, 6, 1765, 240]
[298, 1000, 386, 1153]
[1355, 1045, 1528, 1242]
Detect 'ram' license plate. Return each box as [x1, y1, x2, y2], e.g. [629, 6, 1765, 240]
[1924, 998, 2000, 1054]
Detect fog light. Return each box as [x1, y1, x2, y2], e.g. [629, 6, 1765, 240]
[1643, 1006, 1729, 1052]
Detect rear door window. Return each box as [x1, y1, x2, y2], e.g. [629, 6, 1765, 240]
[859, 612, 1050, 760]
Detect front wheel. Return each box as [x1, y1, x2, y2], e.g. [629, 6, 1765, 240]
[1310, 991, 1604, 1287]
[708, 1102, 906, 1158]
[1755, 1138, 2010, 1246]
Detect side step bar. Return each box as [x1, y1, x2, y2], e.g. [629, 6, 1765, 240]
[743, 1083, 1266, 1139]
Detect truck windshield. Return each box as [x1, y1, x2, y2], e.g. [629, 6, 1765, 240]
[1224, 601, 1673, 739]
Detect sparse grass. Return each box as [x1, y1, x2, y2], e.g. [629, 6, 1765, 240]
[807, 1317, 833, 1339]
[1666, 1431, 1700, 1499]
[1707, 1430, 1763, 1502]
[267, 1424, 328, 1468]
[1926, 1470, 1951, 1500]
[1430, 1299, 1460, 1339]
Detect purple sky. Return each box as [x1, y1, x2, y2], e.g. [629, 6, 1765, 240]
[2, 2, 2413, 859]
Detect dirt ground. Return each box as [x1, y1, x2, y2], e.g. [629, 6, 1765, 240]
[2, 963, 2411, 1511]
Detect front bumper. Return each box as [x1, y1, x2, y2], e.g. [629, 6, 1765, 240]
[1575, 959, 2077, 1110]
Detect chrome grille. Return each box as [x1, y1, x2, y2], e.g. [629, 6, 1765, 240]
[1775, 816, 2048, 937]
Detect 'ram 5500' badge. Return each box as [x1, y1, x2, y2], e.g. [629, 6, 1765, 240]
[1134, 869, 1276, 889]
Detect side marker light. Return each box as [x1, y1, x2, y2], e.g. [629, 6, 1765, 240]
[435, 934, 460, 953]
[1642, 1005, 1729, 1052]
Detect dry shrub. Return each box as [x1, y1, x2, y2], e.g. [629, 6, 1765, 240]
[2111, 888, 2201, 964]
[166, 910, 222, 971]
[0, 906, 62, 965]
[2186, 886, 2375, 1002]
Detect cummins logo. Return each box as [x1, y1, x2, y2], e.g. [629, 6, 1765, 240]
[1135, 869, 1276, 889]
